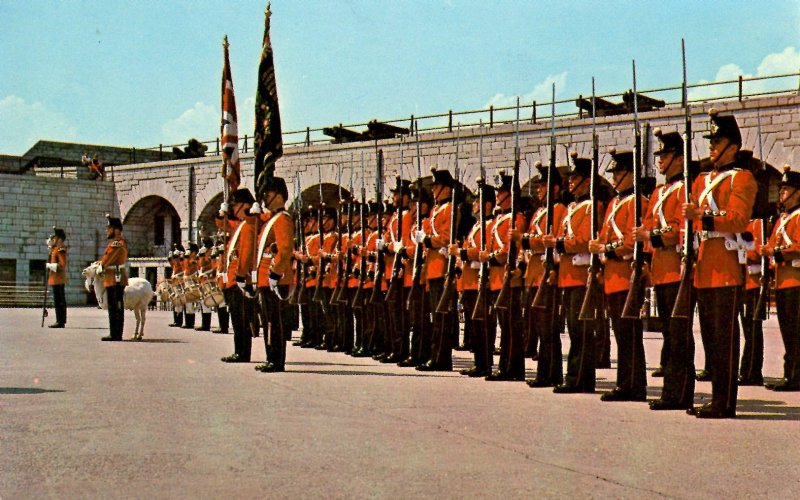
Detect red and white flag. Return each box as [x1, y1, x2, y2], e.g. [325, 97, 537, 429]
[221, 36, 240, 192]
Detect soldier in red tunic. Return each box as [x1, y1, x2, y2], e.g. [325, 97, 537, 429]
[100, 215, 128, 341]
[46, 227, 68, 328]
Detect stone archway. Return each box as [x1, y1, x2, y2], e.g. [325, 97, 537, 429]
[196, 192, 225, 242]
[123, 195, 181, 258]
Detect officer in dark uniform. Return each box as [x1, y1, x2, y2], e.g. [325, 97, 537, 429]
[100, 215, 128, 341]
[683, 110, 757, 418]
[46, 227, 68, 328]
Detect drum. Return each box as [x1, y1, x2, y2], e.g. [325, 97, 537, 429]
[184, 275, 202, 303]
[201, 280, 226, 308]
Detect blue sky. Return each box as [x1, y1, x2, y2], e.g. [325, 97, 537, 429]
[1, 0, 798, 156]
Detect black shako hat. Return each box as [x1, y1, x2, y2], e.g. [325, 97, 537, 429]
[187, 242, 199, 253]
[702, 108, 742, 146]
[568, 152, 592, 178]
[494, 170, 513, 192]
[262, 176, 289, 200]
[430, 168, 455, 187]
[52, 226, 67, 240]
[532, 160, 562, 185]
[476, 179, 496, 204]
[229, 188, 255, 206]
[106, 213, 123, 230]
[653, 128, 684, 156]
[605, 148, 634, 173]
[410, 184, 433, 206]
[390, 178, 413, 197]
[780, 165, 800, 189]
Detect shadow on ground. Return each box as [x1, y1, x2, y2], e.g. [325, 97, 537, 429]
[0, 387, 65, 395]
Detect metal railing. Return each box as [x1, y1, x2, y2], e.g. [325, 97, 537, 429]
[0, 281, 48, 308]
[138, 70, 800, 157]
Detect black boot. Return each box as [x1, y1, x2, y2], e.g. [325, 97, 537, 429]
[197, 313, 212, 331]
[169, 311, 183, 327]
[182, 314, 196, 329]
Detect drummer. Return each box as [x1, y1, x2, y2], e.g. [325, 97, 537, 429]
[168, 243, 186, 327]
[195, 237, 215, 331]
[182, 242, 200, 329]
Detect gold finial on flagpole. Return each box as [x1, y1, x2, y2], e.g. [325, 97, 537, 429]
[223, 34, 229, 49]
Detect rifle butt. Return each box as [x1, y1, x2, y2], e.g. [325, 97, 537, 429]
[435, 278, 455, 314]
[471, 285, 489, 321]
[620, 278, 643, 319]
[578, 278, 601, 321]
[493, 278, 511, 310]
[670, 269, 693, 319]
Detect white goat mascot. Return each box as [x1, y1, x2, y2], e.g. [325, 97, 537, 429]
[83, 262, 154, 340]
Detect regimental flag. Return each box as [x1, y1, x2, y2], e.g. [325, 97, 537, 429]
[221, 35, 240, 193]
[254, 2, 283, 198]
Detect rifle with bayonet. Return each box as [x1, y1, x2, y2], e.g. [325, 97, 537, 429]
[436, 126, 461, 314]
[579, 78, 604, 320]
[352, 152, 368, 309]
[332, 156, 355, 305]
[532, 86, 558, 309]
[471, 123, 490, 321]
[406, 126, 426, 311]
[370, 149, 386, 304]
[671, 40, 695, 319]
[385, 170, 405, 304]
[621, 60, 646, 319]
[753, 108, 772, 321]
[288, 173, 308, 305]
[312, 165, 327, 308]
[494, 99, 522, 311]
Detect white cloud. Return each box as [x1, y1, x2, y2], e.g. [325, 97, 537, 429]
[487, 71, 569, 109]
[161, 102, 218, 146]
[0, 95, 78, 155]
[688, 46, 800, 101]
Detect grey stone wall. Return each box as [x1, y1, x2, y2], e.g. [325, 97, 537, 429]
[0, 173, 118, 305]
[89, 93, 799, 243]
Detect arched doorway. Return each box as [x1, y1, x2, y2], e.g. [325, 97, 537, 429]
[123, 195, 181, 258]
[196, 192, 225, 243]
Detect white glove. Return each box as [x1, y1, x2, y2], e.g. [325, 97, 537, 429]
[96, 265, 104, 275]
[250, 202, 262, 214]
[414, 230, 426, 244]
[46, 263, 58, 273]
[438, 247, 448, 256]
[269, 277, 279, 289]
[470, 261, 482, 269]
[219, 202, 229, 215]
[236, 281, 247, 293]
[376, 238, 386, 251]
[392, 241, 404, 254]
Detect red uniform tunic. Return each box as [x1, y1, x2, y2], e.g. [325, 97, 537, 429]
[769, 207, 800, 289]
[100, 237, 128, 287]
[459, 219, 484, 291]
[423, 200, 452, 280]
[597, 191, 642, 295]
[256, 209, 294, 287]
[691, 167, 757, 289]
[47, 245, 68, 286]
[555, 196, 592, 288]
[643, 178, 684, 286]
[523, 204, 567, 287]
[321, 231, 339, 289]
[486, 210, 527, 290]
[744, 219, 764, 291]
[225, 216, 256, 286]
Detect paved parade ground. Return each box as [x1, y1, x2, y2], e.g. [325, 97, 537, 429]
[1, 307, 799, 499]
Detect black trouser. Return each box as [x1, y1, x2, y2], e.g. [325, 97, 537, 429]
[217, 300, 230, 333]
[463, 289, 496, 373]
[740, 287, 764, 381]
[562, 286, 595, 390]
[531, 286, 563, 385]
[319, 288, 337, 347]
[523, 288, 538, 357]
[52, 283, 67, 325]
[369, 291, 391, 356]
[654, 284, 673, 369]
[172, 307, 183, 327]
[493, 288, 525, 378]
[352, 289, 367, 353]
[655, 282, 695, 405]
[227, 286, 252, 362]
[408, 286, 432, 364]
[259, 285, 292, 368]
[335, 290, 355, 352]
[106, 284, 125, 340]
[607, 290, 647, 396]
[389, 287, 411, 359]
[428, 278, 454, 369]
[595, 294, 611, 368]
[696, 286, 741, 415]
[776, 286, 800, 384]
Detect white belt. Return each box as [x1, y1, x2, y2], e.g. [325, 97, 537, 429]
[698, 230, 735, 241]
[747, 264, 762, 275]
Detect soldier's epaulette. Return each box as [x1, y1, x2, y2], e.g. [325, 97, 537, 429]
[111, 240, 123, 248]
